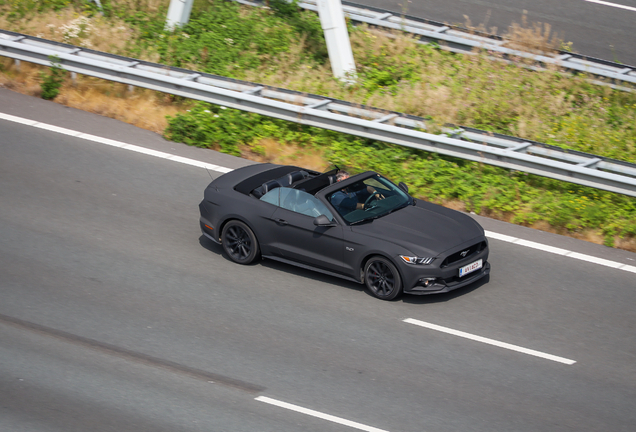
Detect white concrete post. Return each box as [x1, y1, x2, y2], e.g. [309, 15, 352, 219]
[165, 0, 194, 31]
[316, 0, 356, 82]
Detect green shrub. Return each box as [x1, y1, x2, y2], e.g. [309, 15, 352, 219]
[164, 102, 339, 156]
[268, 0, 327, 62]
[119, 1, 323, 79]
[39, 55, 66, 100]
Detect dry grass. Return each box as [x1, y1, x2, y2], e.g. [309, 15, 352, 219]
[241, 26, 570, 138]
[615, 236, 636, 252]
[461, 11, 565, 56]
[1, 59, 186, 133]
[502, 13, 565, 55]
[240, 138, 328, 171]
[441, 199, 467, 212]
[528, 221, 636, 253]
[108, 0, 164, 13]
[0, 8, 135, 55]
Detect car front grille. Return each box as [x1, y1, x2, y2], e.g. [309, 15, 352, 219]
[441, 241, 487, 267]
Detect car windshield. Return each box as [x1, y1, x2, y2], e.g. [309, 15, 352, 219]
[327, 174, 411, 224]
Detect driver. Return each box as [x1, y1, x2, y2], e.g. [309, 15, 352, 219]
[330, 171, 383, 215]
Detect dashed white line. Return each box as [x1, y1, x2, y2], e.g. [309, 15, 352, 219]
[255, 396, 390, 432]
[585, 0, 636, 12]
[404, 318, 576, 365]
[2, 111, 635, 274]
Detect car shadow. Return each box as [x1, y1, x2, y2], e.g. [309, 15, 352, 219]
[259, 259, 367, 295]
[199, 235, 486, 301]
[199, 235, 224, 256]
[199, 235, 364, 293]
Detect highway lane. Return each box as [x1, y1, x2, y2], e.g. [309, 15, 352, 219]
[0, 323, 278, 432]
[1, 89, 636, 431]
[352, 0, 636, 66]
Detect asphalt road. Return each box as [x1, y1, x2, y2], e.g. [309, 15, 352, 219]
[352, 0, 636, 66]
[1, 88, 636, 431]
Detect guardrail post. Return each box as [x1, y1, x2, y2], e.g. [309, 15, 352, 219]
[91, 0, 104, 15]
[165, 0, 194, 31]
[316, 0, 357, 83]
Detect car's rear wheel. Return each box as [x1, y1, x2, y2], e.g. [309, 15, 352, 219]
[364, 257, 402, 300]
[221, 220, 260, 264]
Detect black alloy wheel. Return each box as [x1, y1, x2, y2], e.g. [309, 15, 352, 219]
[364, 257, 402, 300]
[221, 220, 260, 264]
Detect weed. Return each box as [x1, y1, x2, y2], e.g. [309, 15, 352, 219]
[39, 55, 65, 100]
[502, 12, 563, 55]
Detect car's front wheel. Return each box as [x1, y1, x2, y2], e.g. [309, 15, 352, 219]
[221, 220, 260, 264]
[364, 257, 402, 300]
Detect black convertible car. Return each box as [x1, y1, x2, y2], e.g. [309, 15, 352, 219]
[199, 164, 490, 300]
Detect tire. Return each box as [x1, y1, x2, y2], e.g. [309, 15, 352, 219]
[364, 257, 403, 300]
[221, 220, 260, 265]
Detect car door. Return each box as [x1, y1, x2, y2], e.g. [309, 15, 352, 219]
[268, 188, 345, 274]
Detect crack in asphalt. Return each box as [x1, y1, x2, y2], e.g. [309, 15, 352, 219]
[0, 313, 266, 394]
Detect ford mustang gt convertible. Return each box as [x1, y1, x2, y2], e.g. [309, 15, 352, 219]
[199, 164, 490, 300]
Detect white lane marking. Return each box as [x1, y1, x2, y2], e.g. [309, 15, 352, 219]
[255, 396, 390, 432]
[484, 230, 636, 273]
[0, 112, 232, 174]
[403, 318, 576, 365]
[1, 111, 635, 273]
[585, 0, 636, 12]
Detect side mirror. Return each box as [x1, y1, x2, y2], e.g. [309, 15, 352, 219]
[314, 214, 337, 227]
[398, 182, 409, 193]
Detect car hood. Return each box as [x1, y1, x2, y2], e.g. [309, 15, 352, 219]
[350, 201, 484, 256]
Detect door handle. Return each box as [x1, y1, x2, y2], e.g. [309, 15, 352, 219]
[274, 218, 289, 225]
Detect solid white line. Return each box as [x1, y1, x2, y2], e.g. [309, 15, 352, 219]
[33, 122, 83, 136]
[404, 318, 576, 365]
[0, 112, 38, 126]
[585, 0, 636, 12]
[1, 111, 635, 272]
[484, 230, 636, 273]
[0, 112, 231, 174]
[255, 396, 390, 432]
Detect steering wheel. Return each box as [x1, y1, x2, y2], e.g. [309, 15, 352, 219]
[363, 192, 381, 210]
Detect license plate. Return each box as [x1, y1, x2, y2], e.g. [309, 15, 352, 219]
[459, 259, 482, 277]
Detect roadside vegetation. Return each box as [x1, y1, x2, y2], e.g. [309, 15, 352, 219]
[1, 0, 635, 250]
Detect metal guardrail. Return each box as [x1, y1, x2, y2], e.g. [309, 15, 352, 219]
[1, 29, 635, 197]
[235, 0, 636, 90]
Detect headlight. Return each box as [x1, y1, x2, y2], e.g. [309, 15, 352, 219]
[399, 255, 435, 265]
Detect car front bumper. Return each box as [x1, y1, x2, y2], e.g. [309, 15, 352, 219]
[398, 241, 490, 295]
[402, 261, 490, 295]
